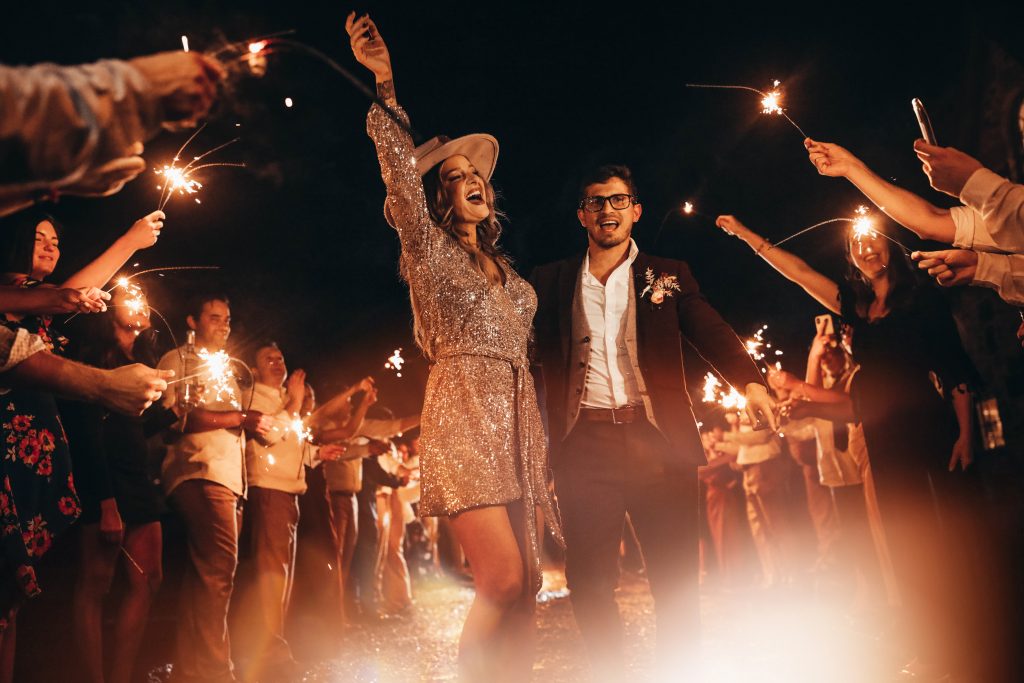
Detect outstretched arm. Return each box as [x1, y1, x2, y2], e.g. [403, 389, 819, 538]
[805, 138, 955, 243]
[62, 211, 164, 289]
[715, 215, 840, 314]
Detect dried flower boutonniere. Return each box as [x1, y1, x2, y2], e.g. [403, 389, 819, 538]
[640, 267, 681, 305]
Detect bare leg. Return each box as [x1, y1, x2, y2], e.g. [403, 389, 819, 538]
[109, 522, 162, 683]
[73, 523, 120, 683]
[447, 502, 533, 683]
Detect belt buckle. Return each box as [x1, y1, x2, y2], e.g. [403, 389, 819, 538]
[611, 407, 625, 425]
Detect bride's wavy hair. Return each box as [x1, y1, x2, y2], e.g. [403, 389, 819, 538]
[421, 151, 506, 262]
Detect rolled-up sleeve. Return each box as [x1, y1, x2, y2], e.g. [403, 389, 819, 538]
[972, 252, 1024, 306]
[0, 59, 162, 194]
[955, 168, 1024, 254]
[0, 327, 45, 372]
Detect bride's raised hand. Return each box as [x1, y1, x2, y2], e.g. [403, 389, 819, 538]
[345, 12, 392, 82]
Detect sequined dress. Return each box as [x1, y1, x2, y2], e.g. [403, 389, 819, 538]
[367, 104, 561, 588]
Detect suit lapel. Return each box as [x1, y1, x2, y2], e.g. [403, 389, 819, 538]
[558, 253, 584, 361]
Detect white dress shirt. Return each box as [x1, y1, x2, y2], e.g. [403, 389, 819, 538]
[580, 238, 643, 409]
[950, 167, 1024, 255]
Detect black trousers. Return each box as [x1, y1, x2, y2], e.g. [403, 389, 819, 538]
[553, 418, 700, 680]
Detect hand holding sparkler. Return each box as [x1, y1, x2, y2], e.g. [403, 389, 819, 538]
[241, 410, 273, 438]
[99, 364, 174, 415]
[345, 12, 392, 85]
[911, 248, 978, 287]
[743, 382, 779, 432]
[124, 211, 165, 250]
[128, 51, 226, 130]
[59, 287, 111, 314]
[912, 140, 984, 198]
[319, 443, 348, 462]
[805, 138, 862, 178]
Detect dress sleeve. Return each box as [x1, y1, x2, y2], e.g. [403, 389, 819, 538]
[366, 103, 436, 261]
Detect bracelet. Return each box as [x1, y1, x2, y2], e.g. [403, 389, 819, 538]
[755, 239, 773, 255]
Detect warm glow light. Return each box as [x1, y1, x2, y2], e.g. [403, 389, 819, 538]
[851, 205, 875, 239]
[181, 35, 189, 52]
[761, 90, 783, 115]
[248, 40, 268, 54]
[682, 201, 695, 215]
[385, 348, 405, 378]
[284, 97, 294, 108]
[196, 348, 239, 408]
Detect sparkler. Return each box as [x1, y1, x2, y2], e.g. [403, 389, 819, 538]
[745, 324, 784, 375]
[685, 80, 809, 140]
[155, 125, 245, 212]
[209, 33, 418, 140]
[702, 372, 747, 410]
[771, 205, 911, 252]
[384, 348, 405, 378]
[171, 349, 241, 408]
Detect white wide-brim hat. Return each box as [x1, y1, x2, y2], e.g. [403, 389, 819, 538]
[384, 133, 499, 227]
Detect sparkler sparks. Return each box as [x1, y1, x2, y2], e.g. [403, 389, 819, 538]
[181, 35, 189, 52]
[385, 348, 405, 378]
[289, 416, 313, 443]
[155, 126, 245, 212]
[196, 348, 240, 408]
[682, 201, 695, 215]
[702, 372, 747, 410]
[686, 79, 809, 140]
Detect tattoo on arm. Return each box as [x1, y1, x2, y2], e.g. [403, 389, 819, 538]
[376, 79, 397, 107]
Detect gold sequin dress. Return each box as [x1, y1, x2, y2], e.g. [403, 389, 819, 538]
[367, 104, 561, 589]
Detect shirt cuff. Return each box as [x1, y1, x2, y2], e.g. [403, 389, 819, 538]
[0, 328, 46, 373]
[959, 167, 1006, 212]
[950, 205, 975, 249]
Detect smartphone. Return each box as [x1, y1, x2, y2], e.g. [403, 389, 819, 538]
[912, 98, 937, 146]
[815, 314, 835, 337]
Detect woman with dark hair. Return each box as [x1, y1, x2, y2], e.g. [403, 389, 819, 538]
[347, 13, 561, 681]
[59, 287, 177, 683]
[715, 213, 983, 679]
[0, 207, 162, 681]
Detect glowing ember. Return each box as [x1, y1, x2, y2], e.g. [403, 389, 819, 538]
[284, 97, 294, 108]
[385, 348, 405, 378]
[181, 35, 189, 52]
[196, 348, 239, 408]
[290, 417, 313, 443]
[156, 165, 202, 198]
[761, 90, 783, 115]
[682, 201, 695, 215]
[248, 40, 268, 54]
[851, 205, 875, 239]
[702, 372, 747, 411]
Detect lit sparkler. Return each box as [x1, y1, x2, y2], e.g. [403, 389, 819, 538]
[771, 205, 910, 251]
[155, 126, 245, 212]
[195, 348, 240, 408]
[289, 416, 313, 443]
[384, 348, 405, 378]
[685, 79, 809, 140]
[702, 372, 748, 411]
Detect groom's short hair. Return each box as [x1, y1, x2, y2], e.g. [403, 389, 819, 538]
[578, 164, 638, 200]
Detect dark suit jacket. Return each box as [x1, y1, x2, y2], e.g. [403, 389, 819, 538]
[530, 250, 763, 466]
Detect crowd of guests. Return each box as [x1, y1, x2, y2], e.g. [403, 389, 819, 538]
[3, 17, 1024, 683]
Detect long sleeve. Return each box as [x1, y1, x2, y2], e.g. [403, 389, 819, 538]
[951, 168, 1024, 254]
[0, 327, 45, 373]
[972, 252, 1024, 306]
[366, 103, 434, 258]
[674, 261, 764, 390]
[0, 60, 162, 195]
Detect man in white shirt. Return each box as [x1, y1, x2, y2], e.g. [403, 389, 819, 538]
[530, 164, 776, 680]
[157, 293, 270, 683]
[239, 342, 344, 681]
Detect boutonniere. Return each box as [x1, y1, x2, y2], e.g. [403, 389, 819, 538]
[639, 267, 681, 305]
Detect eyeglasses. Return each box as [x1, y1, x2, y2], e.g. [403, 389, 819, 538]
[579, 193, 638, 213]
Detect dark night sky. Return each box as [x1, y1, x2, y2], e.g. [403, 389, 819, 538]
[3, 1, 1022, 415]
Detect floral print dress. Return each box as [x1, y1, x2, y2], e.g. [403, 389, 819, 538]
[0, 303, 80, 630]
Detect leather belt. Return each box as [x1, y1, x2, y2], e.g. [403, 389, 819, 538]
[579, 405, 639, 424]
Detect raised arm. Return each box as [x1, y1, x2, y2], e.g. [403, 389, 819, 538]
[805, 138, 955, 244]
[62, 211, 163, 289]
[715, 215, 841, 314]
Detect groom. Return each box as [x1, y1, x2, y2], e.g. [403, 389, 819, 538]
[530, 164, 775, 680]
